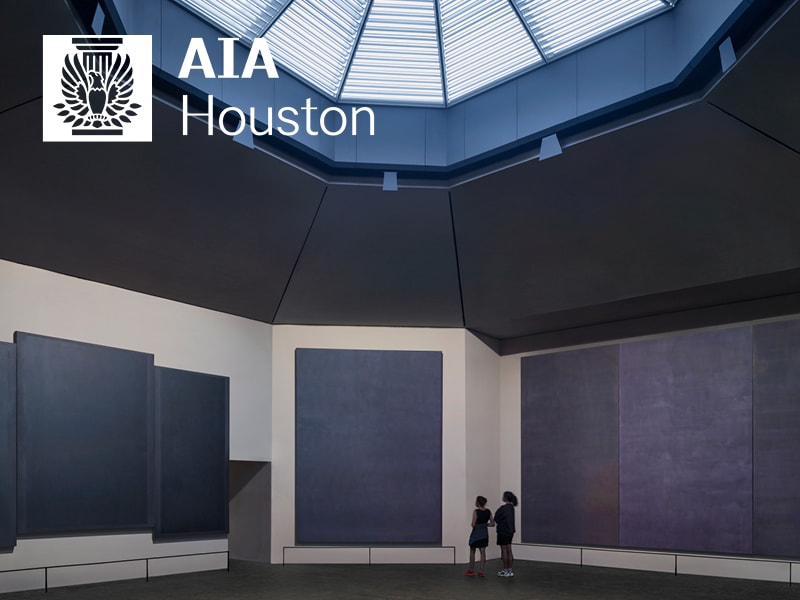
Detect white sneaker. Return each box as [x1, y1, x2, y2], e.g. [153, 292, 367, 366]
[497, 569, 507, 577]
[505, 570, 514, 577]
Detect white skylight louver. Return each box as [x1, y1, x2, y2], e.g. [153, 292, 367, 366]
[439, 0, 544, 104]
[173, 0, 677, 106]
[265, 0, 370, 98]
[514, 0, 669, 59]
[173, 0, 290, 44]
[340, 0, 444, 105]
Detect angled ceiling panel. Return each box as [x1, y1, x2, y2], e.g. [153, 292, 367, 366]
[0, 0, 80, 113]
[707, 2, 800, 155]
[0, 99, 326, 322]
[452, 101, 800, 340]
[275, 186, 463, 327]
[340, 0, 445, 105]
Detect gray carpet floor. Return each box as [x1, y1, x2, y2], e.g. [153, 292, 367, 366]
[3, 560, 800, 599]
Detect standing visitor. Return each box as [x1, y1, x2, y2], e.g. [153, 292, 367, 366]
[495, 491, 517, 577]
[465, 496, 494, 577]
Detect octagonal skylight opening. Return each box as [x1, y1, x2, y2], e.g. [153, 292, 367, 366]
[171, 0, 677, 107]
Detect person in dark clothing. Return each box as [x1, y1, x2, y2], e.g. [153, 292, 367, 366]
[465, 495, 494, 577]
[494, 491, 518, 577]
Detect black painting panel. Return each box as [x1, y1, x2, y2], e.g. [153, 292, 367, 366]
[521, 346, 619, 546]
[619, 327, 753, 554]
[0, 342, 15, 548]
[155, 367, 229, 538]
[15, 332, 153, 534]
[295, 349, 442, 545]
[753, 319, 800, 557]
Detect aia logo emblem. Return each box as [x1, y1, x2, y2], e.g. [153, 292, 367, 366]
[43, 36, 152, 142]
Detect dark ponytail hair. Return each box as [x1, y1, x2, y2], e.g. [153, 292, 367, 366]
[502, 491, 518, 507]
[476, 495, 487, 508]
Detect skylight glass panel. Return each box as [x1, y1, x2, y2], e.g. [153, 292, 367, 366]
[265, 0, 370, 98]
[514, 0, 669, 59]
[340, 0, 444, 105]
[173, 0, 290, 44]
[439, 0, 543, 104]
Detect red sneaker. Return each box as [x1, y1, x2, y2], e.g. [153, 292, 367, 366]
[464, 570, 475, 577]
[477, 571, 485, 577]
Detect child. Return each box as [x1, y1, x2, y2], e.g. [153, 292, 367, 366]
[465, 496, 494, 577]
[495, 491, 518, 577]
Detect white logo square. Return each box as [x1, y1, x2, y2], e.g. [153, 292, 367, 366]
[43, 35, 152, 142]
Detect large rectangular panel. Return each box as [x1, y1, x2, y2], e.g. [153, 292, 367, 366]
[619, 327, 753, 554]
[753, 319, 800, 557]
[0, 342, 15, 548]
[583, 549, 674, 573]
[155, 367, 229, 539]
[295, 349, 442, 545]
[677, 555, 790, 583]
[521, 345, 619, 546]
[15, 332, 154, 534]
[48, 560, 146, 588]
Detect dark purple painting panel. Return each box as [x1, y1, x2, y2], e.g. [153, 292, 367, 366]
[753, 319, 800, 557]
[619, 327, 753, 554]
[295, 349, 442, 545]
[15, 332, 154, 534]
[521, 345, 620, 546]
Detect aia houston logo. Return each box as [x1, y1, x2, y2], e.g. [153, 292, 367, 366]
[43, 36, 152, 142]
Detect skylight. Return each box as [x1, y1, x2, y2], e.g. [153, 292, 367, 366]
[440, 0, 543, 103]
[513, 0, 669, 59]
[265, 0, 371, 98]
[175, 0, 290, 44]
[340, 0, 444, 105]
[171, 0, 675, 106]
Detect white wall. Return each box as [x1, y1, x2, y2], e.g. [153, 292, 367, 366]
[465, 331, 501, 560]
[271, 325, 469, 563]
[498, 354, 523, 528]
[0, 259, 271, 461]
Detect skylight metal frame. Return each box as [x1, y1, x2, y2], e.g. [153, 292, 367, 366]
[336, 0, 376, 102]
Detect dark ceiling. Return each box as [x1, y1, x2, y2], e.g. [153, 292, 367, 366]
[1, 0, 799, 355]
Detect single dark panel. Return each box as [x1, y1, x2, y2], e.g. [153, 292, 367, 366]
[155, 367, 229, 538]
[0, 342, 15, 548]
[521, 345, 620, 546]
[619, 327, 753, 554]
[753, 318, 800, 557]
[16, 332, 153, 534]
[295, 349, 442, 545]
